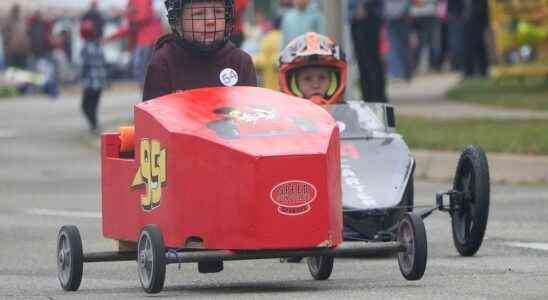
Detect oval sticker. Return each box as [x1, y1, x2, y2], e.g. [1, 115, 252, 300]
[270, 180, 317, 216]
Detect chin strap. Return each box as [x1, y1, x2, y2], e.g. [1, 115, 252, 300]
[310, 95, 332, 106]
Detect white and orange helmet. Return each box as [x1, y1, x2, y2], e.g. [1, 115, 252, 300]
[279, 32, 347, 106]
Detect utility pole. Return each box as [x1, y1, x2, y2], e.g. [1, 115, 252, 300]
[323, 0, 344, 44]
[323, 0, 358, 99]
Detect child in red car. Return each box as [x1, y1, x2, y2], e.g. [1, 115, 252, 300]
[142, 0, 257, 101]
[278, 32, 347, 106]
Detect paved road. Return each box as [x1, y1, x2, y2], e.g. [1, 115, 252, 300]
[1, 90, 547, 299]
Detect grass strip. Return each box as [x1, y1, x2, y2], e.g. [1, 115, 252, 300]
[397, 116, 548, 155]
[446, 78, 548, 111]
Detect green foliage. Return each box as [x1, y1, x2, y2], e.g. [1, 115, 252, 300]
[0, 86, 19, 98]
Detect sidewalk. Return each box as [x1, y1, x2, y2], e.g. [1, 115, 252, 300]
[413, 150, 548, 185]
[386, 73, 548, 184]
[389, 73, 548, 120]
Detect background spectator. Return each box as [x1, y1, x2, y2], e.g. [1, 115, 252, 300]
[349, 0, 387, 102]
[80, 20, 107, 134]
[2, 4, 30, 69]
[280, 0, 324, 47]
[28, 10, 59, 98]
[106, 0, 164, 86]
[432, 0, 449, 71]
[410, 0, 438, 73]
[82, 0, 105, 39]
[231, 0, 250, 48]
[28, 10, 53, 63]
[252, 15, 282, 90]
[448, 0, 465, 71]
[384, 0, 413, 81]
[276, 0, 294, 23]
[462, 0, 490, 77]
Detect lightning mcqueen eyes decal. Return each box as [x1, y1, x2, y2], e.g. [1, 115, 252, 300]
[131, 139, 166, 212]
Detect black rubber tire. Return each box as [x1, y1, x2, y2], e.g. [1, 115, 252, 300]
[137, 225, 166, 294]
[397, 213, 427, 281]
[307, 255, 334, 280]
[57, 225, 84, 291]
[451, 145, 490, 256]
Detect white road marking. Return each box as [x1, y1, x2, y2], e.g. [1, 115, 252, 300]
[505, 242, 548, 251]
[25, 208, 101, 219]
[0, 128, 17, 138]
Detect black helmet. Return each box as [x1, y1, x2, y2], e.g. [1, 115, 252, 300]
[165, 0, 235, 53]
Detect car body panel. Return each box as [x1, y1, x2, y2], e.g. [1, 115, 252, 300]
[101, 87, 342, 250]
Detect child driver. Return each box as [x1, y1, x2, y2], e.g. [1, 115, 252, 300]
[278, 32, 348, 263]
[143, 0, 257, 101]
[278, 32, 347, 106]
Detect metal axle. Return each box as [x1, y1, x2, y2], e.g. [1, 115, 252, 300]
[165, 242, 406, 264]
[80, 242, 406, 264]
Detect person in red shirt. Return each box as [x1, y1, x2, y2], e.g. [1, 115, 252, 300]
[142, 0, 257, 102]
[106, 0, 164, 85]
[230, 0, 249, 47]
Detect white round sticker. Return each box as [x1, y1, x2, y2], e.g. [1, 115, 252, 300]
[220, 68, 239, 86]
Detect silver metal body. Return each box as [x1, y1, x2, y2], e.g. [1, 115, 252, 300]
[329, 102, 414, 211]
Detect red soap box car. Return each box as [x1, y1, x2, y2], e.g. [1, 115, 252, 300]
[56, 87, 426, 294]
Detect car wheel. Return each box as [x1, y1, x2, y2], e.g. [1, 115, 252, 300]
[137, 225, 166, 294]
[397, 213, 427, 281]
[57, 225, 84, 291]
[451, 145, 490, 256]
[307, 255, 334, 280]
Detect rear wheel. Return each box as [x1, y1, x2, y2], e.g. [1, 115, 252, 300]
[307, 255, 334, 280]
[397, 213, 427, 281]
[451, 145, 490, 256]
[137, 225, 166, 294]
[57, 225, 84, 291]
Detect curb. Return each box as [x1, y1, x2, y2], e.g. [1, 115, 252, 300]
[413, 149, 548, 185]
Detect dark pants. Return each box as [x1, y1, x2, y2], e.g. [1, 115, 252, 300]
[449, 19, 465, 71]
[413, 17, 438, 72]
[82, 88, 101, 130]
[8, 53, 28, 69]
[351, 18, 387, 102]
[463, 24, 488, 78]
[387, 20, 412, 80]
[432, 21, 449, 70]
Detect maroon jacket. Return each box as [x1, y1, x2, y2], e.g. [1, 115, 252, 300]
[142, 36, 258, 101]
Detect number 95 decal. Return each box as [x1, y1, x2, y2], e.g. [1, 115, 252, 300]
[131, 139, 166, 211]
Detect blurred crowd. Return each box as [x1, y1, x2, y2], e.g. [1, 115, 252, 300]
[0, 0, 492, 103]
[0, 0, 169, 98]
[246, 0, 491, 103]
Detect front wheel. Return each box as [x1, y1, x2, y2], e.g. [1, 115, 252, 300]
[137, 225, 166, 294]
[451, 145, 490, 256]
[57, 225, 84, 291]
[307, 255, 334, 280]
[397, 213, 427, 281]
